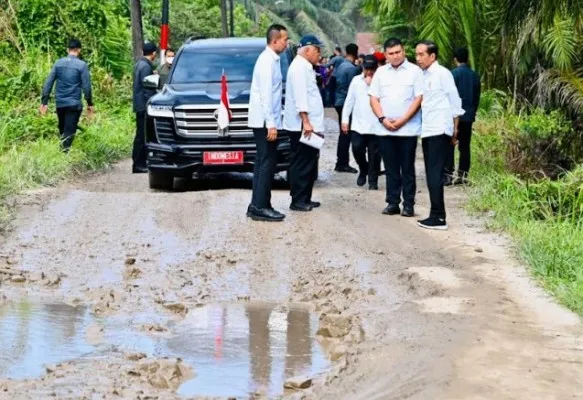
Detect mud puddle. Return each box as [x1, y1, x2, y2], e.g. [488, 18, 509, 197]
[0, 299, 329, 398]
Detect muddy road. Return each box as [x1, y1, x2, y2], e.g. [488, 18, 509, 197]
[1, 112, 582, 399]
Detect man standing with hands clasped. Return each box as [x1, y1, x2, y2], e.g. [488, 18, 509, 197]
[415, 40, 465, 230]
[246, 24, 289, 222]
[283, 35, 325, 212]
[369, 38, 423, 217]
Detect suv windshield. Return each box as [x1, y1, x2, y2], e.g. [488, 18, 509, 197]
[170, 47, 291, 84]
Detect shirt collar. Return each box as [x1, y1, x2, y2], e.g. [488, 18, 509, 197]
[266, 46, 280, 61]
[297, 54, 312, 68]
[388, 59, 409, 71]
[427, 60, 440, 73]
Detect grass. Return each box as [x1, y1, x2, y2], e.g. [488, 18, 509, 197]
[0, 103, 134, 229]
[466, 114, 583, 316]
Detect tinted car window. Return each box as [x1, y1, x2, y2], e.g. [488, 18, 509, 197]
[171, 47, 291, 84]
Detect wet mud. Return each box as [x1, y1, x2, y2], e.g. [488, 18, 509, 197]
[1, 110, 582, 399]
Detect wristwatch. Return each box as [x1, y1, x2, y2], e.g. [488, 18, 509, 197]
[378, 116, 385, 123]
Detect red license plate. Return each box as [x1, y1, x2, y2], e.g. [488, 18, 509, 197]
[203, 151, 244, 165]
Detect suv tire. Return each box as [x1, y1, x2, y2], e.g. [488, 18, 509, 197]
[149, 171, 174, 191]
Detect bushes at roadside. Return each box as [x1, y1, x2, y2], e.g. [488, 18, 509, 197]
[468, 94, 583, 315]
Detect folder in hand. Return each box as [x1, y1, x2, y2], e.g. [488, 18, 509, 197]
[299, 132, 325, 150]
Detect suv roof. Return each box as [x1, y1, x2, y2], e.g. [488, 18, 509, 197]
[183, 37, 267, 49]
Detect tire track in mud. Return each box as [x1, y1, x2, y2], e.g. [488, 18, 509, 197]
[0, 113, 582, 399]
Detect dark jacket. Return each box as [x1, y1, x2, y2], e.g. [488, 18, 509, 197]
[133, 57, 156, 113]
[41, 55, 93, 109]
[452, 64, 481, 122]
[334, 59, 360, 107]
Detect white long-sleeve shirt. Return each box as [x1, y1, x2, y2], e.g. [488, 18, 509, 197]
[248, 47, 282, 129]
[368, 60, 423, 137]
[283, 55, 325, 133]
[421, 61, 465, 138]
[342, 74, 382, 134]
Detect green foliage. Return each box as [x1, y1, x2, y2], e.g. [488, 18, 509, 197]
[467, 104, 583, 315]
[8, 0, 132, 78]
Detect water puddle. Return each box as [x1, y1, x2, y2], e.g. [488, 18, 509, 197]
[0, 300, 329, 398]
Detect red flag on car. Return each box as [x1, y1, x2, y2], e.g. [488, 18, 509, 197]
[218, 71, 231, 130]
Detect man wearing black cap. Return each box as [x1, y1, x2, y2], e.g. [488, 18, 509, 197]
[132, 42, 158, 173]
[283, 34, 325, 212]
[40, 38, 94, 152]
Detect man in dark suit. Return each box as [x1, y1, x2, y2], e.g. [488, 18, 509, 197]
[445, 47, 481, 185]
[132, 42, 158, 173]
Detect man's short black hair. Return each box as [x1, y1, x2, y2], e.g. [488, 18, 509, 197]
[68, 38, 82, 49]
[417, 40, 439, 59]
[335, 46, 342, 53]
[359, 53, 365, 59]
[345, 43, 358, 58]
[266, 24, 287, 44]
[383, 37, 403, 50]
[167, 47, 175, 54]
[453, 47, 469, 63]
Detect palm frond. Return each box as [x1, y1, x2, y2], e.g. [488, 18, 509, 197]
[290, 0, 319, 21]
[254, 4, 301, 42]
[317, 8, 356, 45]
[534, 68, 583, 114]
[418, 0, 454, 62]
[542, 15, 578, 71]
[456, 0, 476, 67]
[294, 10, 336, 53]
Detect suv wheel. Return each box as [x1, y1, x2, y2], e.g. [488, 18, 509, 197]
[148, 171, 174, 191]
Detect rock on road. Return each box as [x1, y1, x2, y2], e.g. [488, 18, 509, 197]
[0, 110, 582, 399]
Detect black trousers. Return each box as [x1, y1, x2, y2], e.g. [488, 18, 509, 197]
[379, 136, 418, 207]
[251, 128, 277, 209]
[334, 106, 352, 168]
[56, 107, 82, 151]
[446, 121, 473, 178]
[133, 111, 147, 169]
[351, 131, 380, 184]
[422, 134, 450, 220]
[287, 130, 319, 205]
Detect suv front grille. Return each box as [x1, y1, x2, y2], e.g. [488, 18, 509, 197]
[174, 104, 252, 138]
[154, 118, 175, 144]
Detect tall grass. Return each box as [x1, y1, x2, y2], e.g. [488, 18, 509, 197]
[0, 50, 134, 230]
[467, 95, 583, 315]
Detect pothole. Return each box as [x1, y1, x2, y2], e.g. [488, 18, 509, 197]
[0, 299, 330, 397]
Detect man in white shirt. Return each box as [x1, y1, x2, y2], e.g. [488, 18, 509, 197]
[283, 34, 325, 212]
[341, 55, 382, 190]
[370, 38, 424, 218]
[415, 40, 465, 230]
[247, 24, 289, 222]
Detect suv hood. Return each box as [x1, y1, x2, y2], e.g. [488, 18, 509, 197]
[150, 82, 252, 106]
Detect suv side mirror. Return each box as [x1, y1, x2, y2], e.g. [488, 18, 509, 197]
[143, 74, 159, 90]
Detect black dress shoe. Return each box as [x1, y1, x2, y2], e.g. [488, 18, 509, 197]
[246, 204, 256, 217]
[401, 206, 415, 217]
[290, 202, 313, 212]
[335, 165, 358, 173]
[132, 166, 148, 174]
[444, 175, 454, 186]
[382, 204, 400, 215]
[269, 208, 286, 219]
[249, 208, 285, 222]
[308, 201, 321, 208]
[368, 183, 378, 190]
[357, 173, 366, 187]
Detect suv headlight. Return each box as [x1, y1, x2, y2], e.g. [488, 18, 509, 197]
[148, 105, 173, 118]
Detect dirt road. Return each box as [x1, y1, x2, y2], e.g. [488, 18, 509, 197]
[1, 112, 582, 399]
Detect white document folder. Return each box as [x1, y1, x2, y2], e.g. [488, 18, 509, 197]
[299, 132, 325, 150]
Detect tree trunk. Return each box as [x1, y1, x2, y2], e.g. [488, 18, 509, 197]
[220, 0, 229, 37]
[130, 0, 144, 62]
[229, 0, 234, 37]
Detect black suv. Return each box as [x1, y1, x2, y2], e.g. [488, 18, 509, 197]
[143, 37, 294, 190]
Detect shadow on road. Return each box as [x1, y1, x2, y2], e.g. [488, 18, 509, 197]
[172, 172, 290, 192]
